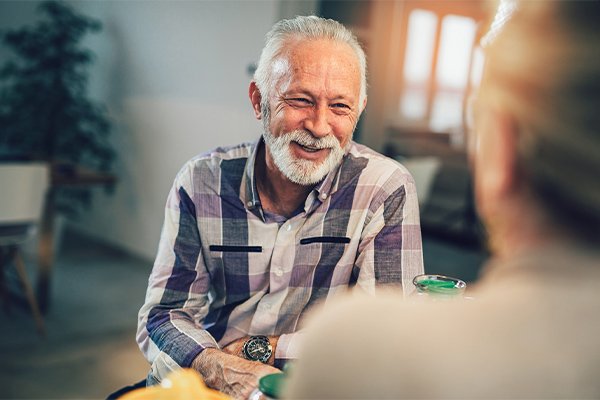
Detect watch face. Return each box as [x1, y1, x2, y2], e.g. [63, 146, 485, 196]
[243, 336, 272, 363]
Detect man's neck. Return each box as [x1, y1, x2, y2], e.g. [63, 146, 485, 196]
[255, 144, 313, 218]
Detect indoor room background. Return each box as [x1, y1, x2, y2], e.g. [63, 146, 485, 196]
[0, 1, 488, 398]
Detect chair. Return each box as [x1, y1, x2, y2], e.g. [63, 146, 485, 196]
[0, 163, 49, 334]
[399, 156, 442, 207]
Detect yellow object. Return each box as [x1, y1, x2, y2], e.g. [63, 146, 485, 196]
[120, 369, 231, 400]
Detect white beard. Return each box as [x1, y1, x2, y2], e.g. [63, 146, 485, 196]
[263, 128, 347, 186]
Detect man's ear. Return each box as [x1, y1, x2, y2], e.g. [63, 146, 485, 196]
[249, 81, 263, 120]
[360, 97, 367, 114]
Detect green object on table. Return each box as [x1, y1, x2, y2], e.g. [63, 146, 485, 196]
[413, 274, 466, 297]
[259, 373, 286, 399]
[418, 279, 457, 288]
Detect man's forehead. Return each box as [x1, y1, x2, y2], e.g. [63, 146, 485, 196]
[271, 39, 361, 94]
[283, 38, 358, 67]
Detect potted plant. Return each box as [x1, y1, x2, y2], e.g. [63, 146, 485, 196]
[0, 0, 115, 214]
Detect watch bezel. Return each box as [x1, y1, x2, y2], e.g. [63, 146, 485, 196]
[242, 335, 272, 363]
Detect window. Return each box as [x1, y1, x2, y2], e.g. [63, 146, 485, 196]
[430, 14, 477, 132]
[398, 5, 485, 139]
[401, 9, 437, 120]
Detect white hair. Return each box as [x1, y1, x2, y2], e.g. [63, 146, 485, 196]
[254, 15, 367, 121]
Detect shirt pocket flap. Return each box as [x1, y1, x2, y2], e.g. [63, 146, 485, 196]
[299, 236, 351, 245]
[209, 245, 263, 252]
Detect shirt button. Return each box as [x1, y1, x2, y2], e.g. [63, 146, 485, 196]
[321, 193, 328, 200]
[275, 268, 283, 277]
[247, 201, 253, 207]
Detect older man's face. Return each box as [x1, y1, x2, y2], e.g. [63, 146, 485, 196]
[262, 39, 363, 185]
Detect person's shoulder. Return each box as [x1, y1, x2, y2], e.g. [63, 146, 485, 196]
[173, 141, 255, 184]
[286, 292, 474, 398]
[348, 142, 410, 172]
[187, 141, 254, 168]
[345, 142, 414, 185]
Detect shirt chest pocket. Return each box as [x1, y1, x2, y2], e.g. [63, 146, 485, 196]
[206, 244, 269, 301]
[299, 236, 352, 266]
[294, 236, 354, 288]
[207, 244, 263, 275]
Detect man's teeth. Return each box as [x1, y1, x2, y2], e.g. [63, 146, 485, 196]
[302, 146, 319, 152]
[297, 142, 321, 152]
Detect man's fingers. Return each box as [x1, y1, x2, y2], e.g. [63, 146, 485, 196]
[221, 380, 253, 400]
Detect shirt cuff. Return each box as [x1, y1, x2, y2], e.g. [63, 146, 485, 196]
[274, 331, 305, 369]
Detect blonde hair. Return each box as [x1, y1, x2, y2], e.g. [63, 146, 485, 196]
[481, 1, 600, 242]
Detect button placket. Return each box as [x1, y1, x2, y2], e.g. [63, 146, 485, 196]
[270, 219, 298, 289]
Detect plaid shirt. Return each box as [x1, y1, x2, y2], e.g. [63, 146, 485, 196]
[137, 138, 423, 382]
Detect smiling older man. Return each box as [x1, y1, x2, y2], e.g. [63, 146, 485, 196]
[136, 16, 423, 398]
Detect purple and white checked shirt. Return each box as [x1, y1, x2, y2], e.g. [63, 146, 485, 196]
[137, 138, 423, 382]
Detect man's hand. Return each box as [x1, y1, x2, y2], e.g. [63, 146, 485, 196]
[192, 348, 280, 399]
[222, 335, 280, 366]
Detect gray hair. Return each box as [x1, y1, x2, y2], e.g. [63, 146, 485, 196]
[254, 15, 367, 122]
[482, 1, 600, 243]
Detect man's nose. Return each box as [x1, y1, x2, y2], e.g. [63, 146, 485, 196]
[304, 105, 331, 138]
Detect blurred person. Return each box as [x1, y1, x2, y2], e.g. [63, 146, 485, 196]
[285, 1, 600, 398]
[136, 16, 424, 399]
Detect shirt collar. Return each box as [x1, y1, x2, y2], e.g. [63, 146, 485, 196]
[313, 141, 353, 201]
[242, 137, 262, 212]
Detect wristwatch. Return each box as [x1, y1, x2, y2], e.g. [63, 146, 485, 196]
[242, 335, 272, 363]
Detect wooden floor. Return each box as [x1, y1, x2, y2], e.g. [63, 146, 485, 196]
[0, 228, 488, 399]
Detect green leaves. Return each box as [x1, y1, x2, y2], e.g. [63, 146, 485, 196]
[0, 0, 114, 165]
[0, 1, 115, 215]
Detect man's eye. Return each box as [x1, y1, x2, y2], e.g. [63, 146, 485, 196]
[333, 103, 349, 109]
[332, 103, 351, 110]
[288, 98, 312, 106]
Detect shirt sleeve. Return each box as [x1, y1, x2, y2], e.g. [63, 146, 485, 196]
[354, 167, 424, 296]
[274, 331, 306, 369]
[136, 163, 218, 383]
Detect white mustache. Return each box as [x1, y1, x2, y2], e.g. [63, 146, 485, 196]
[284, 130, 340, 150]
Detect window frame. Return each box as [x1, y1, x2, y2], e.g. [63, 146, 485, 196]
[392, 1, 486, 137]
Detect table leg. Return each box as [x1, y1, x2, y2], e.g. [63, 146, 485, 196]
[15, 249, 46, 335]
[0, 248, 10, 313]
[37, 189, 55, 314]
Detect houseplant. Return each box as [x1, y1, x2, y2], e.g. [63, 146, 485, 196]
[0, 0, 115, 214]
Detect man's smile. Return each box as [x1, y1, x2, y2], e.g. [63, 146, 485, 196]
[290, 141, 331, 160]
[293, 140, 326, 151]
